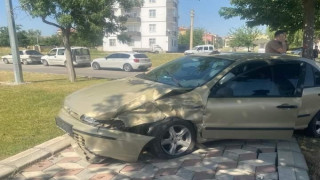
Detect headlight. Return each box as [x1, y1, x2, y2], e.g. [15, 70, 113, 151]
[109, 120, 125, 130]
[80, 115, 99, 125]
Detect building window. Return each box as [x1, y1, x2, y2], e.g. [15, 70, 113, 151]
[149, 38, 156, 47]
[109, 39, 116, 46]
[149, 0, 156, 3]
[149, 10, 156, 18]
[149, 24, 156, 33]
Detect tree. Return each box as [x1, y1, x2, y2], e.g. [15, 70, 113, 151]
[0, 26, 30, 47]
[219, 0, 319, 59]
[214, 36, 224, 49]
[228, 26, 260, 52]
[20, 0, 142, 82]
[178, 28, 205, 48]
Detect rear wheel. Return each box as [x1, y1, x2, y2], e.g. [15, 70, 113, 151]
[306, 112, 320, 138]
[42, 60, 49, 66]
[149, 119, 196, 159]
[92, 62, 100, 70]
[22, 60, 28, 65]
[123, 64, 133, 72]
[3, 58, 9, 64]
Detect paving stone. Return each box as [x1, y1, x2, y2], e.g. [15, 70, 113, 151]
[176, 168, 195, 180]
[22, 160, 53, 172]
[258, 153, 277, 165]
[192, 170, 215, 180]
[54, 169, 83, 177]
[57, 157, 82, 163]
[202, 156, 236, 170]
[155, 175, 187, 180]
[119, 164, 156, 179]
[215, 168, 255, 180]
[223, 149, 257, 161]
[216, 161, 238, 170]
[89, 172, 116, 180]
[120, 164, 145, 172]
[277, 141, 301, 153]
[277, 150, 308, 170]
[56, 163, 84, 170]
[21, 171, 50, 179]
[155, 168, 179, 177]
[278, 166, 309, 180]
[242, 144, 276, 153]
[0, 165, 17, 179]
[184, 164, 212, 173]
[42, 164, 64, 177]
[152, 159, 182, 169]
[238, 159, 276, 173]
[176, 154, 202, 162]
[182, 159, 202, 167]
[256, 172, 278, 180]
[111, 174, 131, 180]
[60, 152, 80, 158]
[53, 175, 80, 180]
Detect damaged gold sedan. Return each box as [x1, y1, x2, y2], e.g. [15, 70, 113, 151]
[56, 53, 320, 162]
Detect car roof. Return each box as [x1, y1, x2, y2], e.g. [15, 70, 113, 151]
[192, 52, 320, 69]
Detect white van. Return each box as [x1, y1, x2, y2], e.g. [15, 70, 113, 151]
[184, 45, 215, 55]
[41, 47, 91, 66]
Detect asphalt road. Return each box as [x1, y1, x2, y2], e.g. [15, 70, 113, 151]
[0, 62, 144, 79]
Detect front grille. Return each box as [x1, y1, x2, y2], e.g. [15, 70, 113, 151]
[74, 133, 85, 146]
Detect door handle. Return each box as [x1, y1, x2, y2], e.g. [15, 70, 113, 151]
[276, 104, 298, 109]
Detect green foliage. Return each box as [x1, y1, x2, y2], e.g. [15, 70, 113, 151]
[41, 35, 62, 46]
[0, 26, 33, 47]
[228, 26, 261, 51]
[178, 28, 205, 47]
[219, 0, 314, 32]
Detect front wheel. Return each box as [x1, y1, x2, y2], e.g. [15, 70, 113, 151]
[3, 58, 9, 64]
[92, 62, 100, 70]
[149, 119, 196, 159]
[42, 60, 49, 66]
[123, 64, 133, 72]
[306, 112, 320, 138]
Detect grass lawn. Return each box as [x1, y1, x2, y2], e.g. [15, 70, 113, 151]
[0, 71, 107, 160]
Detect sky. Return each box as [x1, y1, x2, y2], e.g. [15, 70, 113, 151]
[0, 0, 252, 37]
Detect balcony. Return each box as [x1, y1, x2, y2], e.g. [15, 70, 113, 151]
[125, 31, 141, 37]
[126, 17, 141, 23]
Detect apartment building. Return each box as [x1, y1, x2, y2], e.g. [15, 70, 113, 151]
[103, 0, 179, 52]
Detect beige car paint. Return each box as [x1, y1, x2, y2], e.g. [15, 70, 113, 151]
[57, 53, 320, 162]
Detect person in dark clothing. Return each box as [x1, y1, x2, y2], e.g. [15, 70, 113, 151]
[313, 46, 319, 60]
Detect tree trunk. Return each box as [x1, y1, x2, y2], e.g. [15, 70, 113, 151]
[302, 0, 315, 59]
[62, 29, 76, 82]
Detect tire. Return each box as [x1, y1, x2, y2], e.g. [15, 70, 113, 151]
[306, 112, 320, 138]
[22, 60, 28, 65]
[92, 62, 100, 70]
[3, 58, 9, 64]
[149, 119, 196, 159]
[123, 64, 133, 72]
[42, 60, 49, 66]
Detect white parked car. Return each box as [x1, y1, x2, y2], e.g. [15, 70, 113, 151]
[91, 52, 152, 72]
[1, 50, 43, 65]
[41, 47, 91, 66]
[184, 45, 215, 55]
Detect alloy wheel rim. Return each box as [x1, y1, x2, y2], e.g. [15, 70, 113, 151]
[124, 65, 130, 71]
[160, 125, 191, 156]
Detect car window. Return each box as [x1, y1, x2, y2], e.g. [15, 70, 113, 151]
[107, 54, 117, 58]
[118, 54, 130, 58]
[304, 63, 315, 88]
[19, 51, 23, 55]
[314, 67, 320, 87]
[134, 54, 148, 58]
[211, 62, 302, 98]
[138, 56, 233, 88]
[209, 46, 213, 50]
[204, 46, 209, 50]
[25, 50, 42, 55]
[197, 47, 203, 51]
[48, 49, 57, 56]
[57, 49, 65, 55]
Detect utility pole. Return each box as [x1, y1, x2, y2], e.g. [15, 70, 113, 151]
[189, 9, 194, 50]
[5, 0, 23, 84]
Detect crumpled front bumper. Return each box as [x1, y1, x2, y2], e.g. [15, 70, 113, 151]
[55, 109, 154, 162]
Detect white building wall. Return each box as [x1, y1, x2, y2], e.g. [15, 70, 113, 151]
[103, 0, 178, 52]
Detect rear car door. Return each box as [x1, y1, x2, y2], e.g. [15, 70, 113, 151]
[202, 61, 303, 139]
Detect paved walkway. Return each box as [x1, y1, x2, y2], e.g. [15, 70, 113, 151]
[5, 138, 309, 180]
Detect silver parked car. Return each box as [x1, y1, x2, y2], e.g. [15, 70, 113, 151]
[1, 50, 43, 65]
[91, 52, 152, 72]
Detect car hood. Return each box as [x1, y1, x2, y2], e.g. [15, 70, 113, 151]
[64, 77, 181, 120]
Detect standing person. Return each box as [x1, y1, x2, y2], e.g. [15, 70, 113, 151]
[265, 30, 288, 54]
[313, 45, 319, 60]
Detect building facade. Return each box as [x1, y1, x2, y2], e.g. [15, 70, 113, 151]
[103, 0, 179, 52]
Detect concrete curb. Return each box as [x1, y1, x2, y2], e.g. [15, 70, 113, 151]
[0, 134, 71, 179]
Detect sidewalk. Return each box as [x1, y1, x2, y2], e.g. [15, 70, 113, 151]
[1, 136, 310, 180]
